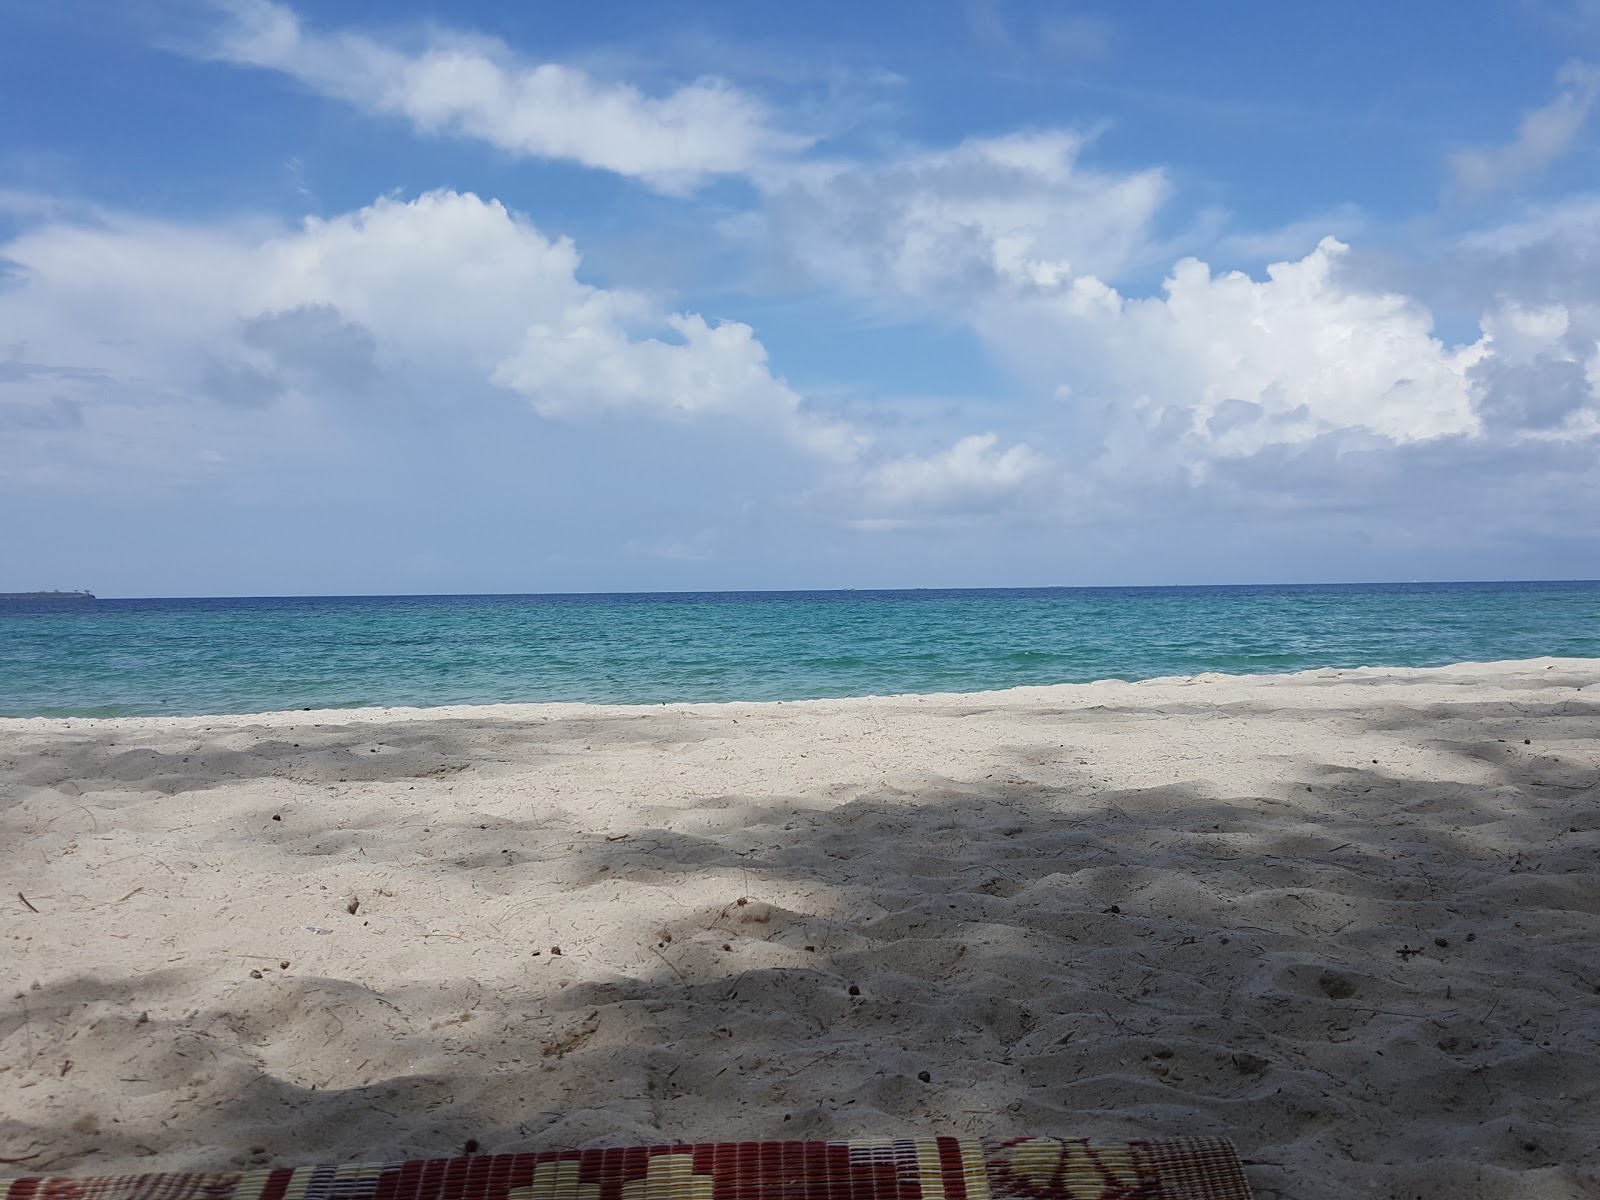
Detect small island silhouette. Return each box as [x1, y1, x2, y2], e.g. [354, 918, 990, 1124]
[0, 590, 95, 601]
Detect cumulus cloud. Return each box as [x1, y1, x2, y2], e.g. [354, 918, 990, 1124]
[856, 432, 1045, 527]
[494, 308, 861, 459]
[240, 304, 379, 393]
[201, 0, 807, 191]
[974, 227, 1600, 555]
[750, 130, 1167, 306]
[984, 237, 1490, 459]
[1450, 60, 1600, 196]
[1451, 194, 1600, 309]
[723, 92, 1600, 557]
[767, 121, 1600, 550]
[0, 190, 859, 484]
[1470, 300, 1600, 435]
[12, 75, 1600, 558]
[873, 431, 1043, 507]
[142, 1, 1600, 566]
[740, 105, 1600, 480]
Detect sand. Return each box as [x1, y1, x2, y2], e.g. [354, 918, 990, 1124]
[2, 658, 1598, 1199]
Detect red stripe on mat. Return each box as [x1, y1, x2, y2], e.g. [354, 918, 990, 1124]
[2, 1136, 1252, 1200]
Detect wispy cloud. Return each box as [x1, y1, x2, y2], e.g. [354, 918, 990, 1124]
[748, 130, 1167, 309]
[964, 0, 1113, 64]
[1450, 60, 1600, 196]
[198, 0, 810, 192]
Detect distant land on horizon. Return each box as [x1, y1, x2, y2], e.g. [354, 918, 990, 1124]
[9, 580, 1599, 603]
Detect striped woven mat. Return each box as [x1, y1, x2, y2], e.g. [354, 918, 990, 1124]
[1, 1137, 1251, 1200]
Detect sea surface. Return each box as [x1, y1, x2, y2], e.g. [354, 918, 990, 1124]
[1, 581, 1598, 717]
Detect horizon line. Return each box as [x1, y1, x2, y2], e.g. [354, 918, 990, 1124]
[18, 577, 1600, 602]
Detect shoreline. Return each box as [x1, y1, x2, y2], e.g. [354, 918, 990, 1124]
[4, 654, 1596, 728]
[4, 656, 1597, 1198]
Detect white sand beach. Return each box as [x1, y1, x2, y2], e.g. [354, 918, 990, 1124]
[3, 658, 1597, 1199]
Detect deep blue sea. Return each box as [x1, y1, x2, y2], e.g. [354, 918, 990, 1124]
[1, 582, 1597, 717]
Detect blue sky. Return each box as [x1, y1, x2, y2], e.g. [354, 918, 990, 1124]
[4, 0, 1600, 595]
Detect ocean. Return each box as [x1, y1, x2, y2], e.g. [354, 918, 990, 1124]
[1, 581, 1597, 718]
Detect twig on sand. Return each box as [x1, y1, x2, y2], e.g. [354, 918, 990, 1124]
[46, 803, 99, 833]
[651, 944, 688, 984]
[17, 892, 38, 913]
[782, 1051, 839, 1078]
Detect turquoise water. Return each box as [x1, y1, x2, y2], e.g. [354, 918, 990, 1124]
[1, 582, 1597, 717]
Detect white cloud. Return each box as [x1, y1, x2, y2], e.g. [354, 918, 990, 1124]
[1450, 60, 1600, 196]
[1451, 194, 1600, 315]
[1470, 299, 1600, 435]
[737, 110, 1600, 551]
[0, 190, 858, 483]
[13, 93, 1600, 560]
[1390, 199, 1600, 440]
[202, 0, 808, 192]
[493, 308, 861, 459]
[1037, 13, 1115, 62]
[861, 432, 1045, 516]
[982, 238, 1490, 460]
[753, 132, 1498, 460]
[749, 130, 1167, 307]
[965, 0, 1113, 64]
[1459, 193, 1600, 257]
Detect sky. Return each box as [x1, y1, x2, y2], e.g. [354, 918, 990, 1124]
[3, 1, 1600, 596]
